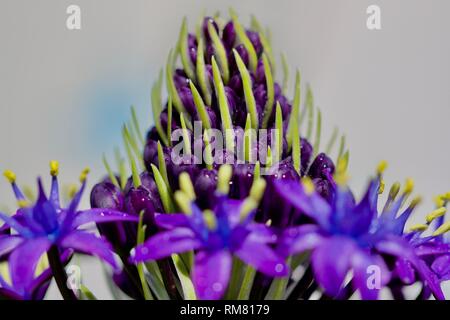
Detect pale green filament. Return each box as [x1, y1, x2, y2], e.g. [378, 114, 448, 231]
[178, 17, 195, 80]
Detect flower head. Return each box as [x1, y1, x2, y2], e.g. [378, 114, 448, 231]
[131, 166, 288, 299]
[0, 162, 138, 298]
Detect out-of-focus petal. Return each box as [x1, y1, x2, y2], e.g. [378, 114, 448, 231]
[9, 238, 51, 291]
[235, 238, 289, 277]
[395, 258, 416, 285]
[192, 250, 232, 300]
[0, 235, 24, 257]
[278, 225, 323, 257]
[71, 209, 139, 228]
[311, 236, 356, 297]
[59, 231, 118, 270]
[131, 228, 202, 262]
[155, 213, 190, 229]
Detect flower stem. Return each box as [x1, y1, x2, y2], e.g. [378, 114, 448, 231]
[47, 246, 77, 300]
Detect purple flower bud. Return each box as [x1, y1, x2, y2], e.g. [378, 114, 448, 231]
[228, 74, 243, 95]
[253, 84, 267, 108]
[124, 172, 164, 213]
[231, 163, 255, 199]
[308, 152, 335, 180]
[267, 157, 300, 181]
[167, 154, 200, 190]
[194, 169, 218, 208]
[246, 31, 263, 56]
[188, 33, 198, 65]
[313, 178, 334, 202]
[143, 139, 158, 171]
[174, 69, 190, 89]
[255, 58, 266, 84]
[300, 138, 313, 175]
[206, 106, 218, 128]
[178, 86, 196, 116]
[222, 21, 236, 49]
[202, 17, 219, 42]
[205, 43, 215, 64]
[90, 182, 124, 211]
[230, 44, 249, 71]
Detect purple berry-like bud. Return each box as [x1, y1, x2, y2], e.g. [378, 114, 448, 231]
[246, 31, 263, 56]
[188, 33, 198, 65]
[313, 178, 334, 202]
[143, 139, 158, 170]
[228, 74, 243, 95]
[179, 86, 196, 116]
[202, 17, 219, 42]
[173, 69, 189, 89]
[194, 169, 218, 209]
[268, 157, 300, 181]
[124, 172, 164, 213]
[167, 154, 200, 190]
[231, 163, 255, 199]
[308, 152, 335, 179]
[300, 138, 313, 175]
[90, 182, 124, 211]
[222, 21, 236, 49]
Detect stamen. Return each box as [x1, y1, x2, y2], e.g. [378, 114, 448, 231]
[49, 160, 59, 177]
[151, 69, 169, 146]
[212, 56, 234, 151]
[287, 70, 301, 150]
[302, 177, 315, 194]
[377, 160, 388, 176]
[79, 167, 90, 183]
[179, 113, 192, 156]
[217, 164, 232, 195]
[432, 221, 450, 236]
[208, 20, 229, 83]
[3, 170, 26, 202]
[403, 178, 414, 195]
[378, 179, 385, 194]
[261, 54, 275, 129]
[274, 102, 283, 164]
[203, 209, 217, 230]
[240, 178, 267, 220]
[178, 17, 195, 80]
[203, 130, 213, 170]
[196, 38, 212, 105]
[426, 207, 447, 224]
[281, 53, 289, 94]
[233, 49, 258, 129]
[229, 8, 258, 72]
[409, 224, 428, 232]
[166, 48, 186, 114]
[313, 108, 322, 157]
[189, 80, 211, 129]
[174, 191, 192, 215]
[157, 141, 171, 191]
[179, 172, 196, 201]
[151, 164, 174, 213]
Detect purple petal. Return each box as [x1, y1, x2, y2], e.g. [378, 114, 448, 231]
[59, 231, 118, 270]
[431, 254, 450, 278]
[395, 258, 416, 284]
[274, 179, 331, 228]
[72, 208, 139, 228]
[155, 213, 190, 229]
[131, 228, 202, 262]
[192, 250, 232, 300]
[246, 223, 279, 244]
[235, 238, 289, 277]
[351, 249, 390, 300]
[311, 236, 356, 297]
[0, 235, 24, 257]
[9, 238, 52, 291]
[414, 242, 450, 257]
[278, 225, 323, 257]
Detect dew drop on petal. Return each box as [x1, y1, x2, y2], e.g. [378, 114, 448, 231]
[212, 282, 223, 292]
[275, 263, 284, 273]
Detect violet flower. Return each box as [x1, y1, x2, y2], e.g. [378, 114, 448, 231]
[130, 166, 288, 299]
[0, 162, 138, 299]
[275, 163, 448, 300]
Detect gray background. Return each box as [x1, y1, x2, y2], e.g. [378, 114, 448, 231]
[0, 0, 449, 299]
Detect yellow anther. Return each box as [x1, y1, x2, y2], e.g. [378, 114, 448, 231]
[403, 178, 414, 194]
[249, 178, 267, 203]
[49, 160, 59, 177]
[426, 207, 447, 224]
[265, 219, 272, 226]
[377, 160, 388, 175]
[378, 179, 385, 194]
[203, 209, 217, 230]
[174, 191, 192, 215]
[389, 182, 401, 199]
[409, 196, 422, 209]
[434, 195, 445, 208]
[17, 199, 29, 208]
[217, 165, 233, 195]
[302, 177, 315, 194]
[444, 192, 450, 201]
[179, 172, 196, 201]
[68, 184, 78, 199]
[3, 170, 16, 183]
[409, 224, 428, 232]
[79, 167, 90, 183]
[432, 221, 450, 236]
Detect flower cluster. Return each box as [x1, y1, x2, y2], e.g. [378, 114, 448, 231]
[0, 11, 449, 300]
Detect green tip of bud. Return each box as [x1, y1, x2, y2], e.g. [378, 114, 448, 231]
[179, 172, 196, 201]
[217, 165, 233, 195]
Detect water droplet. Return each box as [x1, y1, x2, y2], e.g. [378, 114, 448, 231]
[212, 282, 223, 292]
[275, 263, 284, 273]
